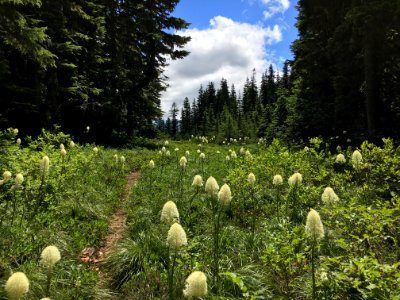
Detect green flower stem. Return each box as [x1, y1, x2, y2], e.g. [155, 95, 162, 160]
[168, 247, 178, 300]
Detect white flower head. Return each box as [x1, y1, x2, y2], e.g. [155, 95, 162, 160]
[183, 271, 207, 298]
[321, 187, 339, 204]
[218, 184, 232, 206]
[192, 175, 203, 187]
[248, 173, 256, 185]
[273, 174, 283, 186]
[205, 176, 219, 197]
[41, 245, 61, 269]
[161, 201, 180, 225]
[305, 209, 324, 240]
[5, 272, 29, 300]
[167, 223, 187, 249]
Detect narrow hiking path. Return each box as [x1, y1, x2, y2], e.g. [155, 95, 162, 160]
[80, 170, 140, 297]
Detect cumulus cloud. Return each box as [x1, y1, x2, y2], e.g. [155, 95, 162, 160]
[161, 16, 282, 115]
[261, 0, 290, 19]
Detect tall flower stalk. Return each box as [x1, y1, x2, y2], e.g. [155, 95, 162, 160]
[305, 209, 324, 300]
[273, 175, 283, 220]
[167, 223, 187, 300]
[41, 245, 61, 297]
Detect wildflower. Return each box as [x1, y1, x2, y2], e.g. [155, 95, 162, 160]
[245, 150, 252, 159]
[199, 153, 205, 160]
[185, 150, 190, 157]
[183, 271, 207, 298]
[197, 149, 201, 154]
[240, 147, 245, 155]
[248, 173, 256, 185]
[16, 138, 21, 145]
[321, 187, 339, 204]
[70, 141, 75, 148]
[161, 201, 180, 225]
[304, 146, 309, 152]
[225, 155, 230, 162]
[166, 150, 171, 157]
[41, 156, 50, 177]
[335, 154, 346, 164]
[351, 150, 362, 170]
[41, 245, 61, 270]
[336, 145, 342, 152]
[175, 148, 179, 152]
[179, 156, 187, 168]
[60, 148, 67, 157]
[192, 175, 203, 187]
[288, 173, 302, 187]
[13, 128, 19, 135]
[93, 147, 98, 154]
[161, 146, 167, 153]
[0, 171, 12, 185]
[15, 173, 24, 185]
[305, 209, 324, 240]
[231, 151, 237, 159]
[113, 154, 118, 162]
[205, 176, 219, 197]
[5, 272, 29, 300]
[60, 144, 65, 150]
[164, 140, 169, 146]
[218, 184, 232, 206]
[120, 156, 126, 164]
[149, 160, 155, 168]
[167, 223, 187, 249]
[273, 174, 283, 186]
[86, 126, 90, 132]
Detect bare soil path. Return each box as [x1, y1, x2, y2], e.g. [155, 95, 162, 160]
[80, 171, 140, 297]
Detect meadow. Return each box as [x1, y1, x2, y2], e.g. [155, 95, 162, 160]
[0, 128, 399, 299]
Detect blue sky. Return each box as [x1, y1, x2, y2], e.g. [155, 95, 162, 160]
[161, 0, 299, 115]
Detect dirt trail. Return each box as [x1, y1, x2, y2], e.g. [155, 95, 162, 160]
[80, 171, 140, 296]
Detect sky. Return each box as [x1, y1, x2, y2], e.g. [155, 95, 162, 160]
[160, 0, 299, 116]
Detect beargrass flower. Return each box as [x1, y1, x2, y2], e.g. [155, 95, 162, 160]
[161, 201, 179, 225]
[180, 156, 187, 168]
[149, 160, 155, 168]
[288, 173, 302, 187]
[5, 272, 29, 300]
[41, 245, 61, 270]
[205, 176, 219, 197]
[13, 128, 19, 135]
[60, 148, 67, 157]
[16, 138, 21, 145]
[113, 154, 118, 163]
[240, 147, 245, 155]
[175, 148, 179, 152]
[185, 150, 190, 157]
[231, 151, 237, 159]
[69, 141, 75, 148]
[248, 173, 256, 185]
[41, 298, 51, 300]
[305, 209, 324, 240]
[120, 156, 125, 164]
[41, 156, 50, 176]
[60, 144, 65, 150]
[192, 175, 203, 187]
[164, 140, 169, 146]
[351, 150, 362, 170]
[167, 223, 187, 249]
[15, 173, 24, 185]
[93, 147, 98, 154]
[183, 271, 207, 298]
[0, 171, 12, 185]
[225, 155, 230, 162]
[321, 187, 339, 204]
[273, 174, 283, 186]
[335, 153, 346, 164]
[199, 153, 205, 160]
[166, 150, 171, 157]
[218, 184, 232, 206]
[197, 149, 201, 154]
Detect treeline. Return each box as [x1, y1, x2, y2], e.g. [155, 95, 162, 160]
[0, 0, 190, 144]
[164, 0, 400, 144]
[158, 63, 292, 142]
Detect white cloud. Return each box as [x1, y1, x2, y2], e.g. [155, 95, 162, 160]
[161, 16, 282, 116]
[261, 0, 290, 19]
